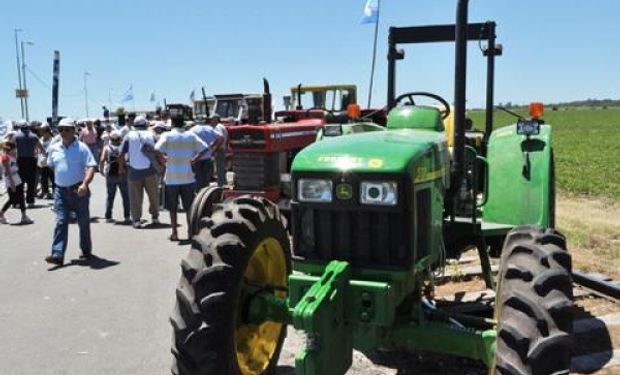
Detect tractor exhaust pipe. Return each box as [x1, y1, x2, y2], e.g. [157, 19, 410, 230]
[296, 83, 303, 110]
[449, 0, 469, 197]
[263, 77, 272, 122]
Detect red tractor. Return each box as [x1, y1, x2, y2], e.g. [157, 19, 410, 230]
[188, 80, 387, 235]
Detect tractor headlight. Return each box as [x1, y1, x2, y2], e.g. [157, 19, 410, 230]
[298, 179, 333, 202]
[360, 181, 398, 206]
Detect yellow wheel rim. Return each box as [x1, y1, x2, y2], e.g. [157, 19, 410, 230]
[235, 238, 287, 375]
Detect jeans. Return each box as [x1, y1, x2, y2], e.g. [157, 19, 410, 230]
[52, 186, 92, 258]
[193, 158, 213, 190]
[105, 176, 130, 219]
[215, 149, 226, 186]
[17, 157, 37, 204]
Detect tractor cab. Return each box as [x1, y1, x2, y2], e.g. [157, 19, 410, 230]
[212, 93, 267, 125]
[275, 84, 358, 123]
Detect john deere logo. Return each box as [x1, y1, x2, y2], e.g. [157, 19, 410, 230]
[336, 183, 353, 200]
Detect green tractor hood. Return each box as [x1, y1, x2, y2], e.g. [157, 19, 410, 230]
[292, 129, 446, 174]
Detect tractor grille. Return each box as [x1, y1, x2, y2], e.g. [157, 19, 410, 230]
[229, 130, 265, 149]
[292, 206, 412, 269]
[233, 152, 281, 190]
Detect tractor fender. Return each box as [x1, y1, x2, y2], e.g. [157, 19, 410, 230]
[482, 124, 554, 228]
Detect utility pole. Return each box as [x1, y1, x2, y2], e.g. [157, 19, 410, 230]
[84, 72, 91, 117]
[21, 40, 34, 121]
[14, 29, 24, 118]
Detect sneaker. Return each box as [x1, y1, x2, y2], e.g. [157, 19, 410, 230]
[20, 215, 34, 225]
[0, 216, 8, 225]
[132, 220, 142, 229]
[151, 217, 160, 225]
[45, 255, 63, 266]
[123, 217, 132, 224]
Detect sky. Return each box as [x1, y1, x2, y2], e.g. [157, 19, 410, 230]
[1, 0, 619, 121]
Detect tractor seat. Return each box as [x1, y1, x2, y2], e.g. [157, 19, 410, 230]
[386, 106, 444, 132]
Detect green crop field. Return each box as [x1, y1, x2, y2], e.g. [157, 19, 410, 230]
[469, 107, 620, 200]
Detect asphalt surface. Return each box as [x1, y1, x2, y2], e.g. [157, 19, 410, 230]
[0, 177, 184, 375]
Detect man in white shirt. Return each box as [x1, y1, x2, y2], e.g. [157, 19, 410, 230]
[210, 115, 228, 186]
[118, 115, 161, 228]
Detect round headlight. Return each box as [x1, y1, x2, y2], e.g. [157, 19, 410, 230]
[360, 181, 398, 206]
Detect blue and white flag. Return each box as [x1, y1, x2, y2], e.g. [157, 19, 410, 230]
[149, 91, 156, 102]
[189, 90, 195, 102]
[361, 0, 379, 24]
[121, 85, 134, 102]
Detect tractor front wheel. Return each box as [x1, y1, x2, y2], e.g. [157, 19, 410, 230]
[171, 196, 291, 375]
[492, 225, 573, 375]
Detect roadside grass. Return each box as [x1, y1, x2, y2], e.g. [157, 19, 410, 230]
[556, 194, 620, 279]
[469, 107, 620, 200]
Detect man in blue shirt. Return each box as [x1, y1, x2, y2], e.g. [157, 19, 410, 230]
[45, 118, 97, 266]
[189, 118, 221, 189]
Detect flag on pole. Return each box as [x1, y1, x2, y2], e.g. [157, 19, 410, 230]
[361, 0, 379, 24]
[121, 85, 134, 102]
[149, 91, 156, 102]
[189, 90, 195, 102]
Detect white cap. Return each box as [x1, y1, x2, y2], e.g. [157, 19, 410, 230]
[110, 130, 122, 140]
[40, 122, 51, 129]
[134, 115, 147, 127]
[153, 121, 167, 130]
[58, 118, 76, 128]
[15, 119, 28, 128]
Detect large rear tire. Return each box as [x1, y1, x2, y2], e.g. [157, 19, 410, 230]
[171, 196, 291, 375]
[493, 225, 573, 375]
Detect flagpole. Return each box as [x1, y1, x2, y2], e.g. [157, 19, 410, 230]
[367, 0, 380, 108]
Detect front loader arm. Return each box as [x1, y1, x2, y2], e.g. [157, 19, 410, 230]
[292, 261, 353, 375]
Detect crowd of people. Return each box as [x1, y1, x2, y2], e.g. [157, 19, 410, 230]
[0, 112, 228, 266]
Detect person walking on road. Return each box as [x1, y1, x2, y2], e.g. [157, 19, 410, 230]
[155, 115, 208, 241]
[14, 120, 46, 207]
[99, 131, 130, 223]
[118, 115, 161, 228]
[38, 123, 55, 199]
[190, 118, 221, 190]
[44, 118, 97, 266]
[210, 115, 228, 186]
[0, 137, 34, 225]
[79, 119, 101, 167]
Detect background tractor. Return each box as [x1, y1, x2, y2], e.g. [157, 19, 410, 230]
[171, 1, 573, 374]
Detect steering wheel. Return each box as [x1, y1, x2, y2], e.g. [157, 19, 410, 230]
[305, 107, 335, 118]
[394, 91, 451, 120]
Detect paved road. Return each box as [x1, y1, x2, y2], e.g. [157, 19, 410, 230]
[0, 177, 183, 375]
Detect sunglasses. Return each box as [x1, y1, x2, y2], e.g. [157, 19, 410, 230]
[59, 128, 74, 133]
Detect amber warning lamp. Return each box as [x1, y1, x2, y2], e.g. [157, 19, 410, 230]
[529, 102, 544, 119]
[347, 104, 361, 120]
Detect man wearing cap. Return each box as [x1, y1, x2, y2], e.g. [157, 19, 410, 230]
[14, 119, 46, 207]
[99, 130, 130, 223]
[210, 115, 228, 186]
[45, 118, 97, 266]
[190, 116, 221, 189]
[118, 115, 161, 228]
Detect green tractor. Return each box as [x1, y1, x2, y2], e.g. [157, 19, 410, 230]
[170, 1, 573, 374]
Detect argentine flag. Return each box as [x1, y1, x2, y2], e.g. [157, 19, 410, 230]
[121, 85, 134, 102]
[361, 0, 379, 24]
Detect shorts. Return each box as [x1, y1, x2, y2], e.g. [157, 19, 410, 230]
[164, 183, 195, 211]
